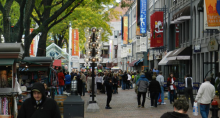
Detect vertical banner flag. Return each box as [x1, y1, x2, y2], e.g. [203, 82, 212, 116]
[217, 0, 220, 15]
[72, 29, 79, 56]
[205, 0, 220, 26]
[109, 40, 114, 59]
[123, 16, 128, 44]
[121, 17, 124, 45]
[150, 12, 164, 47]
[140, 0, 147, 34]
[29, 28, 35, 56]
[127, 45, 132, 56]
[150, 13, 155, 47]
[175, 24, 179, 48]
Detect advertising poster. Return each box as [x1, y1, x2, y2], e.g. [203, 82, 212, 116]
[140, 0, 147, 34]
[72, 29, 79, 56]
[205, 0, 220, 27]
[29, 28, 35, 56]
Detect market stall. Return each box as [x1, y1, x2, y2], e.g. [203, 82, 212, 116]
[0, 43, 24, 118]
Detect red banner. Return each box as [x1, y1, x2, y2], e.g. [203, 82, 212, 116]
[72, 29, 79, 56]
[175, 24, 179, 48]
[150, 12, 164, 47]
[123, 16, 128, 44]
[30, 28, 35, 56]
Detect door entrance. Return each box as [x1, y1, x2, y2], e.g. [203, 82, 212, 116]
[203, 62, 219, 82]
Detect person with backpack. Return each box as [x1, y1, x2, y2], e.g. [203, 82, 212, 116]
[184, 74, 194, 107]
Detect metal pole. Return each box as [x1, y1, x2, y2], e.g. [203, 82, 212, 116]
[92, 32, 95, 102]
[68, 22, 72, 73]
[190, 0, 193, 45]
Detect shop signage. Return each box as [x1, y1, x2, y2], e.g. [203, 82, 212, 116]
[136, 38, 141, 53]
[140, 0, 147, 34]
[140, 37, 147, 52]
[127, 45, 132, 56]
[194, 44, 201, 52]
[207, 38, 219, 51]
[72, 29, 79, 56]
[123, 16, 128, 44]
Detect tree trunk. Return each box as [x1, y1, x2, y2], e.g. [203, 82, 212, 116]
[37, 29, 48, 56]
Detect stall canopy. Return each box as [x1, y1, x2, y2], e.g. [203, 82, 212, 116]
[171, 6, 190, 24]
[167, 46, 192, 60]
[0, 59, 14, 66]
[129, 60, 139, 67]
[158, 51, 179, 65]
[135, 58, 143, 66]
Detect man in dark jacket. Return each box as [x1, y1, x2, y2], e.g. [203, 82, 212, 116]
[145, 69, 152, 81]
[65, 72, 71, 93]
[149, 76, 161, 107]
[161, 96, 189, 118]
[18, 82, 61, 118]
[104, 78, 113, 109]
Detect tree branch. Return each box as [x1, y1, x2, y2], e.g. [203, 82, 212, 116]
[48, 0, 83, 29]
[0, 2, 4, 12]
[31, 14, 41, 25]
[16, 0, 26, 43]
[51, 1, 62, 8]
[34, 7, 43, 21]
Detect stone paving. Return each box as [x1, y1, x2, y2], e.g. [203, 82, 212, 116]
[81, 87, 211, 118]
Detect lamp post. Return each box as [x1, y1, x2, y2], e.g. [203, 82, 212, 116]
[84, 27, 103, 111]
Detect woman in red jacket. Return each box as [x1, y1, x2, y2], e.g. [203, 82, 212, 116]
[58, 70, 65, 95]
[167, 73, 176, 104]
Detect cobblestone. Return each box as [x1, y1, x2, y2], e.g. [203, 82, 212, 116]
[81, 88, 209, 118]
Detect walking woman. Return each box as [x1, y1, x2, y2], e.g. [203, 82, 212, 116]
[112, 73, 119, 94]
[95, 73, 103, 94]
[167, 73, 177, 104]
[149, 76, 161, 107]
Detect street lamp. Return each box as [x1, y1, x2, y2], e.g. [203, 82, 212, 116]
[84, 27, 103, 106]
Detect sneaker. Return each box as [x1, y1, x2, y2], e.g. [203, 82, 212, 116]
[138, 105, 141, 108]
[161, 102, 166, 105]
[105, 106, 112, 109]
[157, 102, 161, 105]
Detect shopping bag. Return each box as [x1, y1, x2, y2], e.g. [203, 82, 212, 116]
[158, 94, 162, 102]
[193, 102, 198, 116]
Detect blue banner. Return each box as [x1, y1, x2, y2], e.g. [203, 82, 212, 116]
[178, 82, 185, 90]
[217, 0, 220, 15]
[140, 0, 147, 34]
[193, 82, 200, 90]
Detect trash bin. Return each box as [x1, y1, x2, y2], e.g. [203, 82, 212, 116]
[64, 95, 84, 118]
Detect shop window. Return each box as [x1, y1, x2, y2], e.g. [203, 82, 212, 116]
[0, 66, 12, 88]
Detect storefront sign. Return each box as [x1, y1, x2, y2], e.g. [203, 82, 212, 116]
[193, 82, 200, 90]
[150, 11, 164, 47]
[217, 0, 220, 15]
[72, 29, 79, 56]
[136, 38, 141, 53]
[207, 38, 219, 51]
[127, 45, 132, 56]
[123, 16, 128, 44]
[140, 0, 147, 34]
[205, 0, 220, 27]
[194, 44, 201, 52]
[140, 37, 147, 52]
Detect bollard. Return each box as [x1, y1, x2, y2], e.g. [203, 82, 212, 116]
[210, 100, 220, 118]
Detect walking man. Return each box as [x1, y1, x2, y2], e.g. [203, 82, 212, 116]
[104, 77, 113, 109]
[195, 77, 215, 118]
[184, 74, 194, 107]
[156, 71, 165, 104]
[18, 83, 61, 118]
[80, 71, 86, 96]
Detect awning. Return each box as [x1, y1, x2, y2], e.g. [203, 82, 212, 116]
[129, 60, 139, 67]
[135, 59, 143, 66]
[171, 6, 190, 24]
[0, 59, 14, 66]
[167, 46, 192, 60]
[158, 51, 179, 65]
[19, 67, 49, 71]
[53, 59, 62, 67]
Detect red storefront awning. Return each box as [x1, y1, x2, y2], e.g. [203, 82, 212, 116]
[53, 59, 62, 67]
[129, 60, 139, 67]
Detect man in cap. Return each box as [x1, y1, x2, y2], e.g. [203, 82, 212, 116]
[195, 77, 215, 118]
[18, 82, 61, 118]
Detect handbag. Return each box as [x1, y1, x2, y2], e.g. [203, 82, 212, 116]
[158, 94, 162, 103]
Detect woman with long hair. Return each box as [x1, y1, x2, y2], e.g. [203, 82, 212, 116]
[167, 73, 177, 104]
[95, 73, 103, 94]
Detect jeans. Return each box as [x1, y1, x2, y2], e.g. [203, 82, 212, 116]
[150, 92, 159, 107]
[130, 83, 133, 89]
[66, 84, 71, 93]
[185, 87, 194, 107]
[82, 82, 85, 96]
[200, 104, 210, 118]
[170, 91, 174, 104]
[138, 92, 146, 107]
[120, 80, 122, 87]
[122, 81, 126, 90]
[59, 85, 64, 95]
[106, 91, 112, 107]
[126, 81, 130, 89]
[158, 86, 164, 103]
[113, 85, 117, 93]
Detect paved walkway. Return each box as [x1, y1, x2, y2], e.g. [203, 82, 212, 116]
[81, 88, 207, 118]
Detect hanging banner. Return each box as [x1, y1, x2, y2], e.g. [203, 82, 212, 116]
[150, 12, 164, 47]
[217, 0, 220, 15]
[140, 37, 147, 52]
[109, 40, 114, 59]
[150, 13, 155, 47]
[123, 16, 128, 44]
[127, 45, 132, 56]
[29, 28, 35, 56]
[72, 29, 79, 56]
[205, 0, 220, 27]
[136, 37, 141, 53]
[140, 0, 147, 34]
[175, 24, 179, 48]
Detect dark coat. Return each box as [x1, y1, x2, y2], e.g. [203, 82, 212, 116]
[122, 73, 128, 82]
[104, 79, 113, 93]
[112, 76, 118, 86]
[161, 112, 190, 118]
[145, 71, 152, 81]
[149, 79, 161, 93]
[17, 83, 61, 118]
